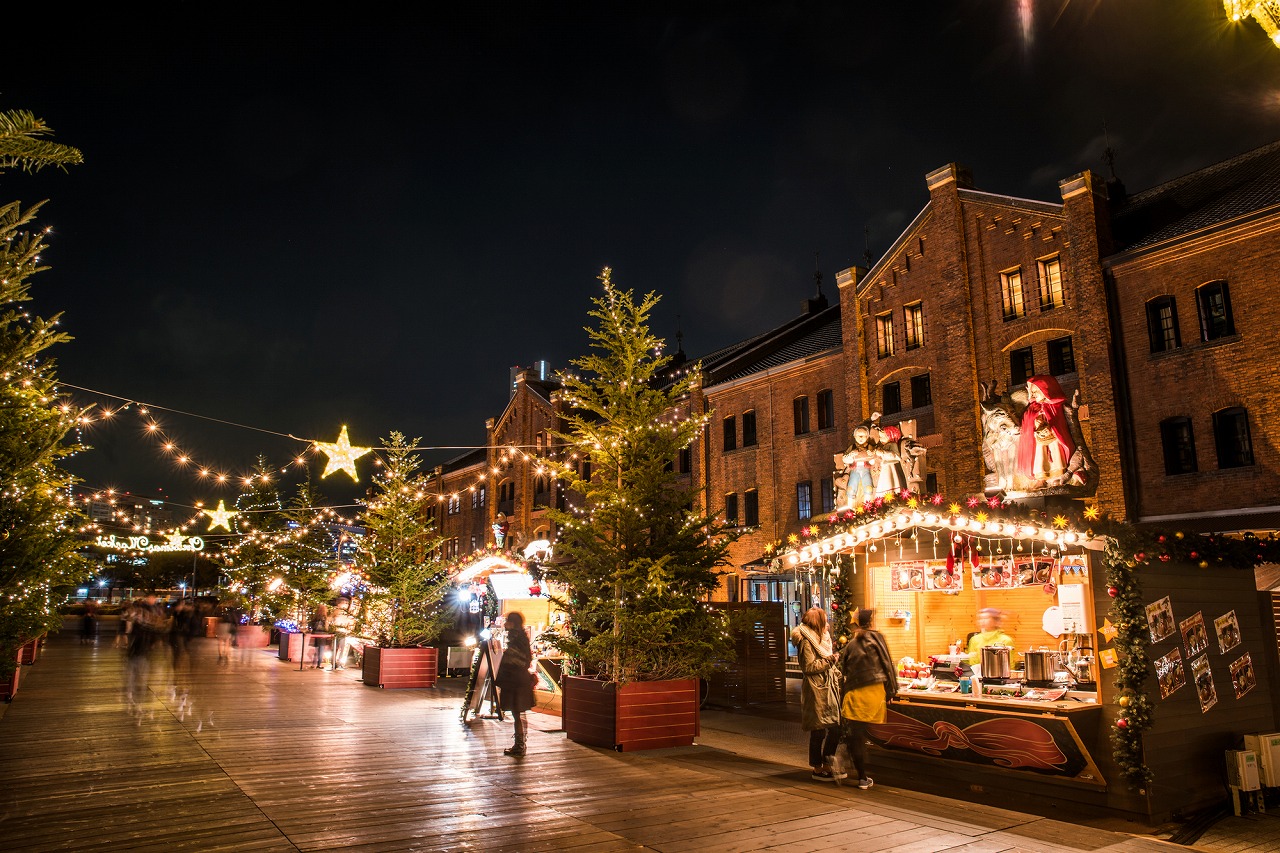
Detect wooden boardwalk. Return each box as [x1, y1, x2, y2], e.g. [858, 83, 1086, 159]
[0, 634, 1189, 852]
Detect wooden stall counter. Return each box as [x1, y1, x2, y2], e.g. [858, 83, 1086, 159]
[871, 688, 1106, 789]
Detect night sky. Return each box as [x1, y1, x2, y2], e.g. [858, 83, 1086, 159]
[6, 2, 1279, 512]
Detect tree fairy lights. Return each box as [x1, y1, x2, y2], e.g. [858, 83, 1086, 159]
[1225, 1, 1280, 48]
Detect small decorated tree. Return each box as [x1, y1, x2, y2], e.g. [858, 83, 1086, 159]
[220, 460, 287, 623]
[542, 268, 738, 683]
[356, 432, 450, 648]
[0, 111, 86, 682]
[276, 479, 341, 627]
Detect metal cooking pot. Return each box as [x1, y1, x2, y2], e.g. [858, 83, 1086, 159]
[980, 645, 1012, 680]
[1024, 649, 1061, 682]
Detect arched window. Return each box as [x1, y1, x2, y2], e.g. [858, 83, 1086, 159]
[1197, 281, 1235, 342]
[1146, 296, 1181, 353]
[1213, 407, 1253, 468]
[1159, 417, 1197, 475]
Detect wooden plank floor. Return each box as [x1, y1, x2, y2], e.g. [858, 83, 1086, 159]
[0, 635, 1192, 852]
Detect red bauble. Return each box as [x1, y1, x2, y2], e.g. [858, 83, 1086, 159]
[1116, 718, 1129, 729]
[1107, 586, 1119, 598]
[1158, 535, 1166, 544]
[1189, 551, 1199, 559]
[1159, 554, 1171, 562]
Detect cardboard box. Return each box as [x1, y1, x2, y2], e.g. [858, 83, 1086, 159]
[1226, 750, 1261, 791]
[1243, 733, 1280, 787]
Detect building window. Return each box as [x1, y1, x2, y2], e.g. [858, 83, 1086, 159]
[470, 534, 477, 551]
[723, 415, 737, 452]
[447, 495, 461, 515]
[1160, 417, 1197, 475]
[1197, 280, 1235, 341]
[744, 489, 759, 526]
[904, 302, 924, 350]
[793, 396, 810, 435]
[1213, 407, 1254, 468]
[580, 459, 591, 483]
[724, 493, 738, 526]
[1038, 256, 1064, 310]
[471, 488, 480, 509]
[876, 311, 896, 357]
[535, 475, 551, 506]
[742, 410, 757, 446]
[796, 481, 813, 521]
[425, 504, 438, 524]
[1047, 336, 1076, 376]
[535, 431, 547, 454]
[820, 476, 834, 514]
[1000, 268, 1025, 320]
[1010, 347, 1034, 388]
[911, 373, 932, 408]
[477, 485, 486, 507]
[678, 447, 691, 473]
[882, 381, 901, 416]
[817, 389, 835, 430]
[1146, 296, 1181, 353]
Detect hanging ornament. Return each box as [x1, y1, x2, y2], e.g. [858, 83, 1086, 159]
[1118, 694, 1131, 708]
[314, 425, 373, 482]
[946, 534, 978, 575]
[1107, 586, 1119, 598]
[1116, 718, 1129, 729]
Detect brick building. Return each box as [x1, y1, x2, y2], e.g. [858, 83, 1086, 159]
[1106, 140, 1280, 531]
[688, 288, 845, 624]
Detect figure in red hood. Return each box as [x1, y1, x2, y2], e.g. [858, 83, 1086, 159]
[1017, 375, 1076, 488]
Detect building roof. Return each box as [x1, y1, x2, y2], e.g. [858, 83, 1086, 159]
[697, 298, 842, 388]
[1110, 139, 1280, 252]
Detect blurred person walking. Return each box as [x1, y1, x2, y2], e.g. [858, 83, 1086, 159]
[837, 608, 896, 790]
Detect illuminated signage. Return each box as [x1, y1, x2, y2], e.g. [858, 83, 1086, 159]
[94, 533, 205, 553]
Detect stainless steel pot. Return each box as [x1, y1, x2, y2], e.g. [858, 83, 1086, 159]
[1024, 649, 1061, 682]
[980, 645, 1012, 680]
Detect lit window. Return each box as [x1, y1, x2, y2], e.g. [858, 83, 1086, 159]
[876, 311, 896, 357]
[904, 302, 924, 349]
[1000, 269, 1025, 320]
[1038, 257, 1064, 310]
[447, 495, 461, 515]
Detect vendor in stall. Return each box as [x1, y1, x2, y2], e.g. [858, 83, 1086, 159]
[966, 607, 1015, 666]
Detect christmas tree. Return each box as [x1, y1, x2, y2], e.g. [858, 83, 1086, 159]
[356, 432, 450, 647]
[275, 479, 341, 628]
[0, 110, 84, 677]
[221, 460, 287, 623]
[542, 268, 738, 683]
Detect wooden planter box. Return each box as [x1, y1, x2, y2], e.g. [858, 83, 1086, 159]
[362, 646, 438, 688]
[235, 625, 269, 649]
[19, 637, 42, 665]
[563, 675, 700, 752]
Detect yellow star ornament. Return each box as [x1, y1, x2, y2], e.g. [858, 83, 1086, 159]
[202, 500, 237, 532]
[165, 531, 188, 548]
[314, 425, 373, 482]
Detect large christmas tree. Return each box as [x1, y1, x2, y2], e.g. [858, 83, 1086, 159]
[542, 268, 738, 683]
[0, 110, 84, 675]
[356, 432, 450, 647]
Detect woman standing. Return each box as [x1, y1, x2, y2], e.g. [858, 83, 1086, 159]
[792, 607, 843, 781]
[838, 608, 896, 790]
[495, 611, 536, 757]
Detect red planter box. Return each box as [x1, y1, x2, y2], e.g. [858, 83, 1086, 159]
[361, 646, 438, 688]
[235, 625, 269, 649]
[563, 675, 700, 752]
[19, 637, 41, 665]
[278, 632, 305, 662]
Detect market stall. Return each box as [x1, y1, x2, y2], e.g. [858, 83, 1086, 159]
[785, 497, 1277, 822]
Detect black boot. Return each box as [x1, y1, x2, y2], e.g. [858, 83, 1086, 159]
[503, 736, 526, 756]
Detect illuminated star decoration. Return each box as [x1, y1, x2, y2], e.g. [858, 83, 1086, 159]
[314, 425, 373, 482]
[165, 531, 187, 548]
[1083, 505, 1101, 521]
[202, 500, 237, 532]
[1099, 618, 1119, 644]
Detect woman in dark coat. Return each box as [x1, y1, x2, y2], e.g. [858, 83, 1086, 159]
[495, 611, 536, 756]
[838, 607, 896, 790]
